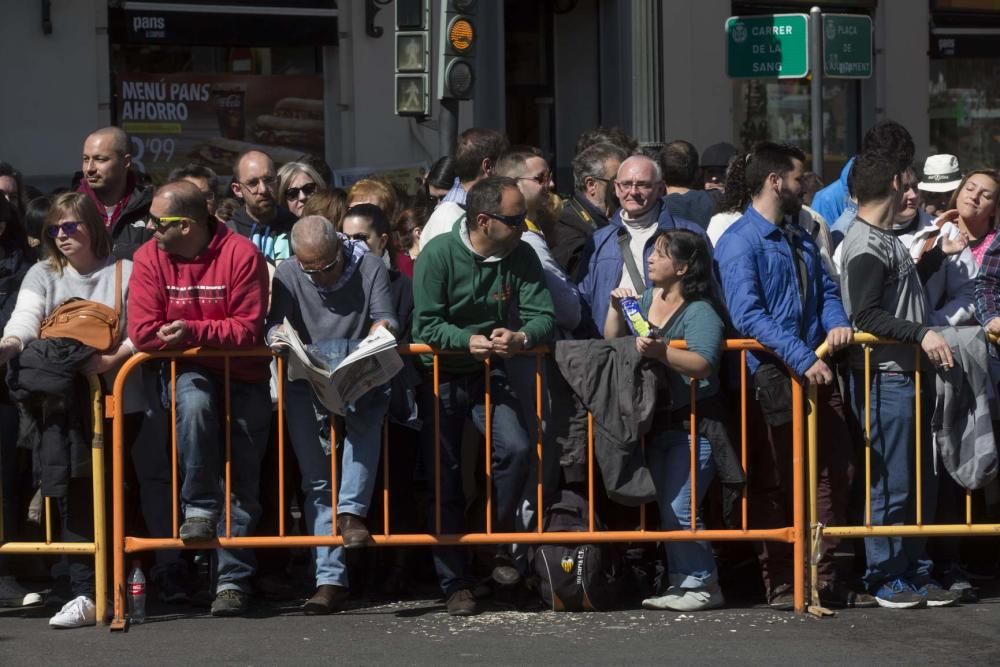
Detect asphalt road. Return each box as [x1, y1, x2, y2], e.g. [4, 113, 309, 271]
[2, 594, 999, 665]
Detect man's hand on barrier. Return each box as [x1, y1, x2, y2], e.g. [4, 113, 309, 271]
[157, 320, 190, 347]
[268, 325, 288, 351]
[804, 358, 834, 385]
[986, 317, 1000, 336]
[488, 328, 524, 358]
[921, 330, 954, 370]
[825, 327, 854, 353]
[469, 334, 493, 361]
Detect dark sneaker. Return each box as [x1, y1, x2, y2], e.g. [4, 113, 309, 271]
[179, 516, 216, 543]
[914, 582, 961, 608]
[874, 578, 925, 609]
[817, 582, 878, 609]
[767, 584, 795, 611]
[303, 585, 349, 615]
[491, 556, 521, 587]
[0, 576, 42, 608]
[446, 589, 477, 617]
[336, 514, 371, 549]
[211, 589, 249, 617]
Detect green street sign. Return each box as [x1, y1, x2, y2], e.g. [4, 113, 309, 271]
[726, 14, 809, 79]
[822, 14, 873, 78]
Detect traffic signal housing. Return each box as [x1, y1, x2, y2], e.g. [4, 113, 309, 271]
[437, 0, 476, 100]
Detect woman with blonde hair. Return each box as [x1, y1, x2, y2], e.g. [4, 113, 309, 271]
[0, 192, 134, 628]
[277, 161, 327, 220]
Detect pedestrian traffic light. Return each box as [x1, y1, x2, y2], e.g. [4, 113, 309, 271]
[437, 0, 476, 100]
[395, 0, 430, 117]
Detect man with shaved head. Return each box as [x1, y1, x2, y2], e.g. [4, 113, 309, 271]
[265, 214, 397, 614]
[576, 154, 706, 336]
[227, 149, 295, 263]
[77, 126, 152, 259]
[128, 179, 271, 617]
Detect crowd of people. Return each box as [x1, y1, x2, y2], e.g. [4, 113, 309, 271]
[0, 117, 998, 628]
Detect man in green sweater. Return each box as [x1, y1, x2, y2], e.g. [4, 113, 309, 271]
[412, 176, 555, 616]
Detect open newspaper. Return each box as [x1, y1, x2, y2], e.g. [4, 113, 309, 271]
[272, 317, 403, 415]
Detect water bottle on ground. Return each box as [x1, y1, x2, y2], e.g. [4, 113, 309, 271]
[128, 560, 146, 624]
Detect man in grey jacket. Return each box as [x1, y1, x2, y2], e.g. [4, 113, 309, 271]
[266, 215, 398, 615]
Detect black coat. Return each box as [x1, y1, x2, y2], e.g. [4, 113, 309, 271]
[110, 184, 153, 261]
[552, 194, 609, 282]
[7, 339, 95, 498]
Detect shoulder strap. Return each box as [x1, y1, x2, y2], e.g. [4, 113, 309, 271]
[918, 217, 947, 260]
[616, 227, 646, 295]
[661, 299, 691, 336]
[114, 259, 122, 317]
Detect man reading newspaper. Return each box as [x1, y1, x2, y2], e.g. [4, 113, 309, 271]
[266, 215, 399, 615]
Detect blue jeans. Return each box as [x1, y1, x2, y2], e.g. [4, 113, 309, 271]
[646, 430, 718, 589]
[850, 371, 936, 590]
[417, 363, 533, 595]
[284, 378, 389, 587]
[172, 365, 271, 593]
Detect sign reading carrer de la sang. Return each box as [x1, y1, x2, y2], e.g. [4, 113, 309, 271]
[726, 14, 809, 79]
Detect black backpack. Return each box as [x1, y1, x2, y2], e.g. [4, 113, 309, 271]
[532, 489, 625, 611]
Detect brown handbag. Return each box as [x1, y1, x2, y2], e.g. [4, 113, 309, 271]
[39, 260, 122, 353]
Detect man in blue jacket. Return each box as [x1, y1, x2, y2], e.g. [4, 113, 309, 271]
[576, 154, 705, 337]
[715, 142, 871, 610]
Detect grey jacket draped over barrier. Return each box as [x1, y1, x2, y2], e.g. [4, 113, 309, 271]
[932, 326, 998, 490]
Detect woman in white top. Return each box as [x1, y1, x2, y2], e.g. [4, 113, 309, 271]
[0, 192, 133, 629]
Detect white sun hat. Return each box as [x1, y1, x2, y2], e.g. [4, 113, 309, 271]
[918, 154, 962, 193]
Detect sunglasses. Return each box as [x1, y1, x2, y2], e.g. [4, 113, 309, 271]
[285, 182, 318, 201]
[46, 221, 82, 238]
[298, 253, 341, 275]
[148, 215, 192, 233]
[485, 211, 527, 228]
[517, 171, 551, 186]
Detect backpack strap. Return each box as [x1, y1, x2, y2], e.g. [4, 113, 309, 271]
[114, 259, 123, 317]
[616, 227, 646, 295]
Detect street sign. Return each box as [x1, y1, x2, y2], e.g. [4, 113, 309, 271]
[822, 14, 873, 78]
[726, 14, 809, 79]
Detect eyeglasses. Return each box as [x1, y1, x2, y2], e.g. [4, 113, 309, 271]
[148, 215, 192, 233]
[517, 171, 551, 186]
[298, 253, 341, 276]
[614, 180, 657, 193]
[46, 221, 82, 238]
[239, 175, 277, 191]
[285, 182, 318, 200]
[484, 211, 527, 228]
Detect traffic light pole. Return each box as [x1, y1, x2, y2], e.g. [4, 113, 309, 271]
[809, 6, 823, 175]
[440, 97, 459, 158]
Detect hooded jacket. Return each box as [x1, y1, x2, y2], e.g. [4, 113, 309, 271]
[77, 175, 152, 260]
[127, 222, 270, 382]
[226, 205, 296, 263]
[810, 158, 854, 230]
[576, 200, 705, 337]
[412, 219, 556, 375]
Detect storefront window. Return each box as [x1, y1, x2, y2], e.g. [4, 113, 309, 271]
[732, 77, 859, 183]
[110, 44, 326, 183]
[929, 59, 1000, 170]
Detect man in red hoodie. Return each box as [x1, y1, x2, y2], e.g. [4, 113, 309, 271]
[127, 180, 271, 617]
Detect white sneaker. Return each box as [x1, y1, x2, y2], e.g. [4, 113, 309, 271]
[642, 585, 724, 612]
[49, 595, 96, 628]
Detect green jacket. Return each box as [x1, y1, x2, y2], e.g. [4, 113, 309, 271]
[412, 219, 556, 374]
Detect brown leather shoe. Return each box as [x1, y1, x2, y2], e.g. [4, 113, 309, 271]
[336, 514, 371, 549]
[303, 585, 349, 615]
[446, 589, 477, 616]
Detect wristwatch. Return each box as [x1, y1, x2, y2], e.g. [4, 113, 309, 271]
[518, 331, 531, 349]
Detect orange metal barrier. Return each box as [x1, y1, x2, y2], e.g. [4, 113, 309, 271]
[807, 333, 1000, 613]
[110, 341, 808, 628]
[0, 375, 108, 625]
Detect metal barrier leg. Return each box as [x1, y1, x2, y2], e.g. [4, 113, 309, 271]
[88, 376, 108, 626]
[792, 377, 806, 613]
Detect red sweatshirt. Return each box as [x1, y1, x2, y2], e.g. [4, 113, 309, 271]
[128, 222, 270, 382]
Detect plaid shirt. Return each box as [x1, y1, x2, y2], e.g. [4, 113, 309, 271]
[974, 233, 1000, 324]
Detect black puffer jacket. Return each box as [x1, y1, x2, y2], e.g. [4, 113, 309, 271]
[109, 185, 153, 260]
